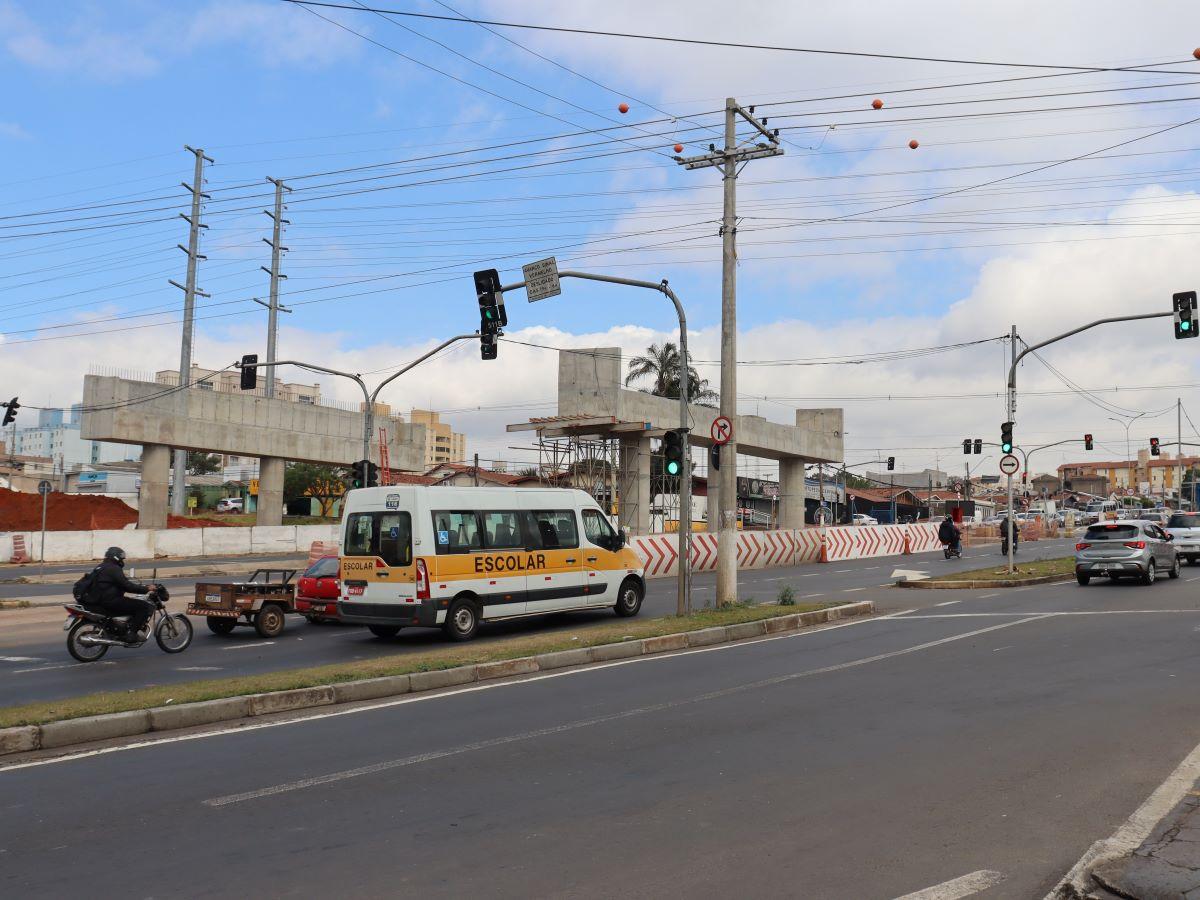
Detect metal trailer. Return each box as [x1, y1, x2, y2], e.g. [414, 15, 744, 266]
[188, 569, 298, 638]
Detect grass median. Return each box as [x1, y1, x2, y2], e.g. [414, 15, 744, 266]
[935, 556, 1074, 583]
[0, 601, 833, 729]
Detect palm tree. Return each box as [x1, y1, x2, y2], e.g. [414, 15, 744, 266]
[625, 341, 719, 405]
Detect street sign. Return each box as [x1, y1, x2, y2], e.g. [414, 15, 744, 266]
[522, 257, 561, 302]
[187, 495, 198, 509]
[999, 454, 1020, 476]
[249, 478, 259, 496]
[711, 415, 733, 445]
[37, 479, 52, 495]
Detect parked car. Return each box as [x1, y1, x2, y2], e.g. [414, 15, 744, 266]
[296, 555, 342, 623]
[851, 513, 878, 526]
[215, 497, 244, 513]
[1166, 512, 1200, 565]
[1075, 520, 1180, 585]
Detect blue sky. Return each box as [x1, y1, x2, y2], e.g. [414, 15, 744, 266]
[4, 0, 1200, 475]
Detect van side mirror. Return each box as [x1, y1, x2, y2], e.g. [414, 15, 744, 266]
[616, 528, 627, 550]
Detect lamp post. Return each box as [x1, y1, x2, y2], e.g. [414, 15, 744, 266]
[1107, 412, 1147, 494]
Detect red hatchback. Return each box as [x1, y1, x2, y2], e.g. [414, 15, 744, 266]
[296, 556, 341, 623]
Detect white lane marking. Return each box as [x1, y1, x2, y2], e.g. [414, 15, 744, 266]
[0, 607, 981, 774]
[13, 661, 116, 674]
[978, 593, 999, 599]
[842, 587, 866, 593]
[834, 569, 852, 573]
[862, 566, 879, 571]
[895, 869, 1005, 899]
[1045, 735, 1200, 899]
[222, 642, 275, 651]
[800, 573, 819, 577]
[0, 656, 43, 663]
[203, 615, 1049, 807]
[935, 600, 960, 607]
[1186, 576, 1200, 582]
[177, 666, 221, 672]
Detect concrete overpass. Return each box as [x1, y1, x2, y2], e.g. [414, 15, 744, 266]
[81, 375, 426, 528]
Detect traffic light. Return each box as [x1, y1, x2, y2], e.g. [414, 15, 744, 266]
[1150, 437, 1161, 457]
[963, 439, 971, 455]
[973, 438, 982, 454]
[709, 443, 720, 472]
[1173, 290, 1197, 339]
[474, 269, 505, 361]
[663, 429, 685, 477]
[1000, 421, 1014, 454]
[1084, 433, 1094, 450]
[239, 354, 258, 391]
[1, 397, 18, 427]
[886, 456, 895, 471]
[348, 459, 380, 489]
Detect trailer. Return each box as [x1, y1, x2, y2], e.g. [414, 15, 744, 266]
[188, 569, 298, 638]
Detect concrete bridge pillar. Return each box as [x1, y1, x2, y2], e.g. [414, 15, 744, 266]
[617, 434, 651, 536]
[138, 444, 170, 529]
[779, 458, 807, 530]
[256, 457, 285, 526]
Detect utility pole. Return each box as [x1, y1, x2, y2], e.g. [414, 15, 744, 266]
[1178, 398, 1184, 508]
[258, 177, 292, 399]
[473, 452, 480, 486]
[168, 145, 212, 516]
[676, 98, 782, 605]
[1006, 325, 1017, 573]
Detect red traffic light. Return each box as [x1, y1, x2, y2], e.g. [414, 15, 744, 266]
[1084, 433, 1093, 450]
[1150, 437, 1161, 456]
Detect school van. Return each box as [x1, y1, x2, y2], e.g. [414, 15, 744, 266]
[337, 486, 646, 641]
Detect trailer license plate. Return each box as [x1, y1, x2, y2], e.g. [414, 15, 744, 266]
[205, 594, 221, 604]
[348, 585, 364, 596]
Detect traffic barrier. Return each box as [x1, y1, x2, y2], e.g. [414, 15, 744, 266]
[822, 524, 909, 562]
[906, 522, 942, 554]
[250, 525, 296, 554]
[199, 527, 252, 556]
[92, 528, 153, 561]
[153, 528, 205, 558]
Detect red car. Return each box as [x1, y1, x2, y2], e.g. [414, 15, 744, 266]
[296, 556, 341, 623]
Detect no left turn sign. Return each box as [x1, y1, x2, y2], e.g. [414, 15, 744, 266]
[711, 416, 733, 445]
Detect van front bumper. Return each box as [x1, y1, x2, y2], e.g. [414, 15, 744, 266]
[338, 598, 443, 627]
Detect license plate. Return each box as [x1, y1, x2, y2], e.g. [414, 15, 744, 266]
[204, 593, 221, 604]
[347, 585, 364, 596]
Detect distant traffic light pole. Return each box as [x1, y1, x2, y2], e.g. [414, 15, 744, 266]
[1005, 303, 1181, 573]
[496, 266, 693, 616]
[236, 333, 477, 476]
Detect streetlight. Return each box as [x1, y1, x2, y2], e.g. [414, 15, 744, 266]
[1108, 412, 1147, 493]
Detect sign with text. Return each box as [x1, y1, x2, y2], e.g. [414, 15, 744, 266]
[522, 257, 561, 302]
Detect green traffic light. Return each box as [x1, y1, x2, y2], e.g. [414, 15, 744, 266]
[1184, 320, 1192, 331]
[1001, 442, 1012, 453]
[665, 460, 681, 476]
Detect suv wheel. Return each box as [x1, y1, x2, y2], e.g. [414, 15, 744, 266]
[1141, 559, 1157, 586]
[1169, 556, 1181, 579]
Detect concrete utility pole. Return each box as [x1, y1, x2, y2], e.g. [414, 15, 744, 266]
[258, 177, 292, 399]
[1006, 325, 1017, 573]
[676, 98, 782, 605]
[168, 145, 212, 516]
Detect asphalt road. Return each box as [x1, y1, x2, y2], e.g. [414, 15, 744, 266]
[0, 538, 1077, 706]
[5, 562, 1200, 898]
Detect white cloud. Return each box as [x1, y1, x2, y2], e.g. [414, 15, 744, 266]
[0, 1, 158, 80]
[0, 120, 30, 140]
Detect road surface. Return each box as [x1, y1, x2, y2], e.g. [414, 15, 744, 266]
[0, 539, 1076, 706]
[4, 560, 1200, 898]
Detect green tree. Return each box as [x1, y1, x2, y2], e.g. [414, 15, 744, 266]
[625, 341, 718, 405]
[187, 451, 221, 475]
[284, 463, 345, 517]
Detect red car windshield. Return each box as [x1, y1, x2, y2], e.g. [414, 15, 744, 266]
[303, 557, 339, 578]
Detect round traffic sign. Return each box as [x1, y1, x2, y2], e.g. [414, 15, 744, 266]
[37, 479, 52, 495]
[710, 415, 733, 446]
[999, 454, 1020, 476]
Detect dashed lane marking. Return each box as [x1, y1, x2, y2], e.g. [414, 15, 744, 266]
[935, 600, 960, 607]
[221, 642, 276, 651]
[894, 869, 1005, 899]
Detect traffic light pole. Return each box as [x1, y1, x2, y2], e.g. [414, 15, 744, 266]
[497, 269, 693, 617]
[236, 333, 477, 474]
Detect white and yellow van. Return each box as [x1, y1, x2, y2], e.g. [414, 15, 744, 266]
[337, 486, 646, 641]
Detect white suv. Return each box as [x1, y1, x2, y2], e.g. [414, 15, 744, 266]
[216, 497, 244, 513]
[1166, 512, 1200, 564]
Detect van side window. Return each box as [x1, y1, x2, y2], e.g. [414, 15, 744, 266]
[345, 513, 375, 556]
[525, 510, 578, 550]
[582, 509, 616, 548]
[481, 511, 524, 550]
[432, 510, 482, 554]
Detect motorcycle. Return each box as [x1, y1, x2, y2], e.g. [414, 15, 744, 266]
[942, 542, 962, 560]
[63, 584, 193, 662]
[1000, 537, 1020, 556]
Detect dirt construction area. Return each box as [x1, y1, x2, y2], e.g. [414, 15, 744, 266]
[0, 488, 229, 531]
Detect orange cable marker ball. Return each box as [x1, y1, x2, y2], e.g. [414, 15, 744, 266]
[1193, 47, 1200, 59]
[871, 98, 883, 110]
[908, 139, 919, 149]
[673, 143, 683, 153]
[618, 102, 630, 114]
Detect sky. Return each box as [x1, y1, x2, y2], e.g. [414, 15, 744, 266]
[3, 0, 1200, 482]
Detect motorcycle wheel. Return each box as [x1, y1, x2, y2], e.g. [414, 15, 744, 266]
[67, 620, 109, 662]
[155, 614, 193, 654]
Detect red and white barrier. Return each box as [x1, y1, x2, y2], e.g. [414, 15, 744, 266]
[821, 524, 909, 562]
[906, 522, 942, 553]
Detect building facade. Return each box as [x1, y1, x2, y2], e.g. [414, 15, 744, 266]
[1058, 451, 1200, 497]
[409, 409, 466, 467]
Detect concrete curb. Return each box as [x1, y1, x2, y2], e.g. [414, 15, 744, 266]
[897, 574, 1074, 590]
[0, 601, 873, 759]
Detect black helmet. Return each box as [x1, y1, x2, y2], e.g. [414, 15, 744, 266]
[104, 546, 126, 566]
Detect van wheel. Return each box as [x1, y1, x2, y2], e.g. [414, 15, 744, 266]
[206, 617, 237, 636]
[254, 604, 286, 638]
[443, 598, 479, 642]
[614, 578, 643, 617]
[368, 625, 401, 639]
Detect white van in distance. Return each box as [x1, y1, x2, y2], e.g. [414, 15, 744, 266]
[337, 486, 647, 641]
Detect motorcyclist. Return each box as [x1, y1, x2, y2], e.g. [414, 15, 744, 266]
[999, 515, 1021, 551]
[89, 547, 154, 642]
[938, 514, 962, 555]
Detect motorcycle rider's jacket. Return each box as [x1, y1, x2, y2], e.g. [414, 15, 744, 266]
[89, 559, 150, 608]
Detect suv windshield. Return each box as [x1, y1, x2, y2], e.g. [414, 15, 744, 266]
[1084, 524, 1138, 541]
[1168, 513, 1200, 529]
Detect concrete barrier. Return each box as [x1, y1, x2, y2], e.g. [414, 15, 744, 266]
[92, 529, 152, 561]
[296, 524, 339, 547]
[251, 526, 296, 554]
[42, 531, 93, 562]
[201, 527, 252, 556]
[153, 528, 205, 558]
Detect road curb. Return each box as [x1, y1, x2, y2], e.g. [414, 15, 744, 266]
[897, 574, 1074, 590]
[0, 601, 874, 759]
